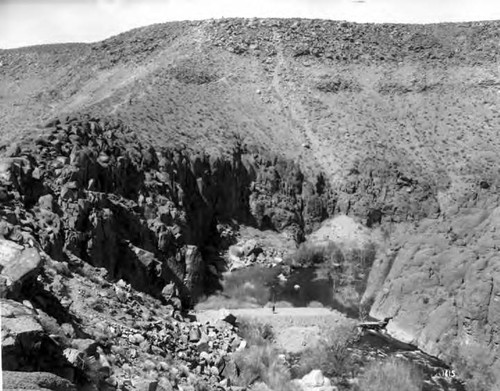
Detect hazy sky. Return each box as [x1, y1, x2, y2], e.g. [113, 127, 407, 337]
[1, 0, 500, 49]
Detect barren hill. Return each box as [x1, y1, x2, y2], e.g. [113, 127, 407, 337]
[2, 19, 500, 196]
[2, 18, 500, 388]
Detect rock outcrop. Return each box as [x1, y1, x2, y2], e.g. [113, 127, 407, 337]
[0, 239, 42, 298]
[2, 299, 71, 376]
[0, 116, 331, 306]
[367, 206, 500, 363]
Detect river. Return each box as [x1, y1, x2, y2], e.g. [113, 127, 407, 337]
[204, 265, 466, 391]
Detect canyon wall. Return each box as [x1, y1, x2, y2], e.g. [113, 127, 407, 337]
[0, 115, 443, 308]
[364, 202, 500, 363]
[1, 116, 323, 306]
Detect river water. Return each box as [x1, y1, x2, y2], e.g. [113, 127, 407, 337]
[215, 265, 466, 391]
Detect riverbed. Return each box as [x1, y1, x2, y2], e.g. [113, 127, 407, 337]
[197, 265, 466, 391]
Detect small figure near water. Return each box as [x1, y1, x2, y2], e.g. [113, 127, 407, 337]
[270, 284, 277, 314]
[268, 272, 289, 314]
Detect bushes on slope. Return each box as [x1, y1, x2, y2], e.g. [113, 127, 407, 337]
[293, 319, 359, 379]
[357, 357, 423, 391]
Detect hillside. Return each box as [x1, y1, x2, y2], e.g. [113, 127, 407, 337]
[1, 17, 500, 390]
[2, 19, 500, 196]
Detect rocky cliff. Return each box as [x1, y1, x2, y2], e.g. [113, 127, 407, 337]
[365, 205, 500, 364]
[1, 115, 331, 306]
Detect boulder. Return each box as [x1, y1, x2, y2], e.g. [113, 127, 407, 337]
[0, 239, 42, 298]
[63, 348, 85, 367]
[218, 309, 237, 326]
[161, 282, 178, 301]
[189, 327, 202, 342]
[39, 194, 55, 211]
[2, 371, 76, 391]
[71, 338, 98, 357]
[294, 370, 337, 391]
[302, 370, 327, 387]
[0, 158, 14, 184]
[134, 378, 158, 391]
[2, 299, 44, 370]
[156, 377, 174, 391]
[2, 299, 69, 374]
[241, 239, 259, 256]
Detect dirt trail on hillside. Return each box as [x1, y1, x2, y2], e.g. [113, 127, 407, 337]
[196, 307, 348, 353]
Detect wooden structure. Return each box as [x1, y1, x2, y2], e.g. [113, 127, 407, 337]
[357, 317, 393, 332]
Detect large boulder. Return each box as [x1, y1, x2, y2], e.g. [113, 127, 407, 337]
[0, 240, 42, 298]
[293, 369, 337, 391]
[2, 299, 45, 371]
[217, 309, 237, 326]
[0, 157, 44, 204]
[2, 371, 76, 391]
[2, 300, 69, 375]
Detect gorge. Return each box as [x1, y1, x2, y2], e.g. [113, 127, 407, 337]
[2, 17, 500, 391]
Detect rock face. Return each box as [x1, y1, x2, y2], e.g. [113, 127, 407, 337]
[332, 157, 440, 224]
[0, 116, 441, 308]
[0, 116, 330, 305]
[367, 206, 500, 362]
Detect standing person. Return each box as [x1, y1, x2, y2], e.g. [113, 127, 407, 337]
[271, 284, 277, 314]
[267, 277, 279, 314]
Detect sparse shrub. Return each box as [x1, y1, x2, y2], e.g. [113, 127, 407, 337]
[287, 241, 341, 268]
[448, 342, 500, 391]
[250, 382, 273, 391]
[237, 319, 275, 347]
[288, 240, 377, 311]
[294, 319, 359, 378]
[88, 297, 105, 312]
[294, 343, 328, 378]
[195, 266, 279, 309]
[229, 344, 299, 391]
[289, 241, 376, 277]
[315, 75, 362, 93]
[191, 378, 210, 391]
[335, 284, 361, 310]
[223, 266, 279, 305]
[357, 357, 423, 391]
[171, 65, 217, 85]
[307, 301, 324, 308]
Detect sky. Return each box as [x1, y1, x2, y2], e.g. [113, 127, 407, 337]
[1, 0, 500, 49]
